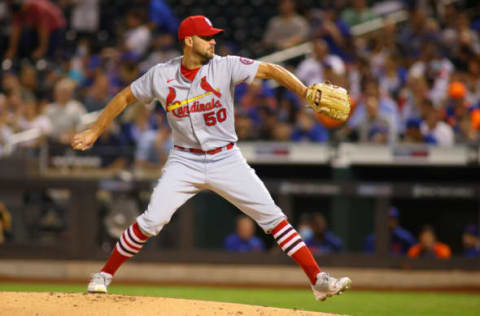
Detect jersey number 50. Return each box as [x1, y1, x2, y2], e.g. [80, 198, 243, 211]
[203, 108, 227, 126]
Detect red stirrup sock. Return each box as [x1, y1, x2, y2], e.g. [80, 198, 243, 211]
[272, 219, 321, 285]
[101, 222, 149, 276]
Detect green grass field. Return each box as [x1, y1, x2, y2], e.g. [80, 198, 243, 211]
[1, 282, 479, 316]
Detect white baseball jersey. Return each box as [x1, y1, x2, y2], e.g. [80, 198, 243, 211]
[131, 55, 285, 236]
[131, 55, 259, 151]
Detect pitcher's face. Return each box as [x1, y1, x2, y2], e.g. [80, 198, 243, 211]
[192, 35, 216, 62]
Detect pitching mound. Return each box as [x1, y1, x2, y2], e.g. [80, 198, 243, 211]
[2, 292, 344, 316]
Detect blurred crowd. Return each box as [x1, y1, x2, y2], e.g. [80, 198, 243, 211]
[2, 0, 480, 168]
[222, 208, 480, 258]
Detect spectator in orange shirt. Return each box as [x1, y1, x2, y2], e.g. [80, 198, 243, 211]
[408, 225, 451, 259]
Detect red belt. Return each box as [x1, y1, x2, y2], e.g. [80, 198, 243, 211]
[174, 142, 234, 155]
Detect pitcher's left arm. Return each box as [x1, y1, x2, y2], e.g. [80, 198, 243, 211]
[255, 62, 307, 101]
[256, 62, 351, 122]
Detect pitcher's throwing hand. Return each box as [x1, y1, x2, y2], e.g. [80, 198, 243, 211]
[71, 129, 99, 151]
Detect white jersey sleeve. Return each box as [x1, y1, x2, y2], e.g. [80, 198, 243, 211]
[226, 55, 260, 86]
[130, 66, 158, 104]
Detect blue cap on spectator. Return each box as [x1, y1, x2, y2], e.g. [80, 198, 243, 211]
[406, 117, 421, 129]
[368, 125, 388, 138]
[388, 206, 399, 218]
[464, 224, 479, 236]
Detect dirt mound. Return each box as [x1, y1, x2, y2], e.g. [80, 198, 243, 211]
[2, 292, 344, 316]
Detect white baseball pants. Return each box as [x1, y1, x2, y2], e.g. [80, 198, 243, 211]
[136, 145, 286, 236]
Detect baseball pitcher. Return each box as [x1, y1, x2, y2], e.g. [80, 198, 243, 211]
[72, 15, 351, 301]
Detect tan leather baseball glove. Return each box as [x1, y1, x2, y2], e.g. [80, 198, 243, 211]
[305, 82, 351, 122]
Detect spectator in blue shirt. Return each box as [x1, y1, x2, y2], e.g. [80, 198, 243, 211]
[301, 213, 343, 255]
[364, 206, 417, 255]
[291, 110, 329, 142]
[224, 216, 265, 252]
[463, 224, 480, 258]
[310, 7, 353, 62]
[148, 0, 179, 35]
[403, 118, 424, 144]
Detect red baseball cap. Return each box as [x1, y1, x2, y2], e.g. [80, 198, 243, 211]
[178, 15, 223, 41]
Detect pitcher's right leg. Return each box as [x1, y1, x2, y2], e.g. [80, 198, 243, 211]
[88, 157, 204, 293]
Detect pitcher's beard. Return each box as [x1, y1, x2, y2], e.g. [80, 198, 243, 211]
[194, 48, 214, 64]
